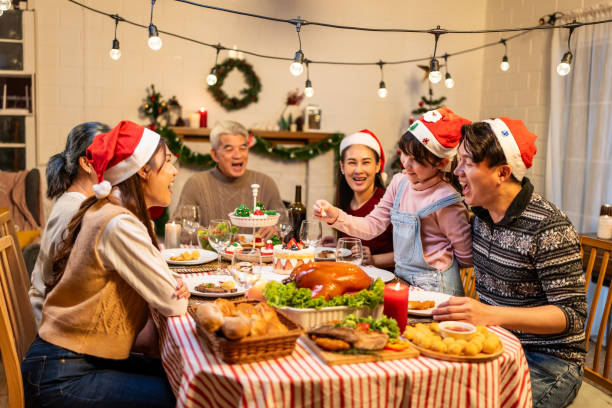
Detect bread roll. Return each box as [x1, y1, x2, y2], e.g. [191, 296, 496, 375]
[249, 315, 268, 337]
[221, 315, 250, 340]
[236, 303, 259, 319]
[194, 303, 224, 333]
[215, 298, 237, 316]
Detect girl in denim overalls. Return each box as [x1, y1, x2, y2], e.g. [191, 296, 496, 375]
[315, 107, 473, 295]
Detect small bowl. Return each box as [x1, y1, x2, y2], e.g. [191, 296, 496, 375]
[438, 321, 476, 340]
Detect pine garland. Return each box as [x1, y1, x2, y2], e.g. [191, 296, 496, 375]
[158, 127, 343, 168]
[208, 58, 262, 111]
[140, 84, 168, 124]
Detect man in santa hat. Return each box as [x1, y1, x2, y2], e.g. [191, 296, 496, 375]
[434, 118, 586, 408]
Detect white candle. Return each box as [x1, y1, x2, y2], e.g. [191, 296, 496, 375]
[165, 221, 181, 248]
[188, 112, 200, 129]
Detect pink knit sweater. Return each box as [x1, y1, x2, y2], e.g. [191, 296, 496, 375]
[332, 173, 472, 271]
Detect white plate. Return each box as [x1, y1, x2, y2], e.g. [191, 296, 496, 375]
[183, 274, 246, 298]
[361, 265, 395, 283]
[314, 247, 351, 261]
[162, 248, 218, 265]
[407, 290, 451, 316]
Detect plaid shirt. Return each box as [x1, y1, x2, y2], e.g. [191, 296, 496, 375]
[472, 179, 586, 365]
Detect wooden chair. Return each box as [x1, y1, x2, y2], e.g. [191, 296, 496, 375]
[580, 234, 612, 392]
[0, 235, 27, 408]
[0, 209, 37, 360]
[460, 267, 478, 299]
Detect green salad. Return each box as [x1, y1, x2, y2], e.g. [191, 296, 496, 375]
[338, 314, 400, 339]
[263, 278, 385, 310]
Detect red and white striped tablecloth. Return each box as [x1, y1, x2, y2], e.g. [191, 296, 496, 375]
[158, 294, 532, 408]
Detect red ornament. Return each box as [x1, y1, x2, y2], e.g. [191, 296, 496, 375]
[151, 96, 156, 101]
[396, 149, 401, 155]
[158, 108, 162, 114]
[418, 101, 424, 107]
[409, 118, 414, 124]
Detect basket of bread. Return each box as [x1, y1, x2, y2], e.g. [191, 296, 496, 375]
[263, 261, 385, 330]
[189, 299, 303, 364]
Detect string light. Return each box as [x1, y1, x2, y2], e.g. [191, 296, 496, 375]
[0, 0, 10, 12]
[377, 61, 387, 98]
[428, 27, 443, 84]
[557, 23, 577, 76]
[304, 60, 314, 98]
[290, 18, 305, 76]
[147, 0, 162, 50]
[443, 55, 454, 88]
[206, 44, 222, 86]
[500, 39, 509, 71]
[109, 15, 121, 60]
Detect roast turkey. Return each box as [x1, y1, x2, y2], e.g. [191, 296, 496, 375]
[284, 261, 372, 299]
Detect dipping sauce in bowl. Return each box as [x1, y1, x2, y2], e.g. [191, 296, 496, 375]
[439, 321, 476, 340]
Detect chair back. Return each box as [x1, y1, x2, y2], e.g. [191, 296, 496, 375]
[0, 235, 26, 408]
[580, 234, 612, 392]
[460, 267, 478, 299]
[0, 209, 37, 360]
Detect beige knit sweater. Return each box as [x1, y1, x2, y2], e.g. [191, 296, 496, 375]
[39, 201, 186, 360]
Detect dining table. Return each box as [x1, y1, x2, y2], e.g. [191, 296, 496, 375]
[157, 260, 533, 408]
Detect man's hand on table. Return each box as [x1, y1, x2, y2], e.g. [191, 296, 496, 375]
[256, 226, 277, 241]
[432, 296, 495, 326]
[174, 278, 191, 299]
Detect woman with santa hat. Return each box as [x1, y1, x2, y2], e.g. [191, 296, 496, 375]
[22, 121, 188, 408]
[328, 129, 394, 269]
[433, 118, 586, 407]
[315, 107, 473, 295]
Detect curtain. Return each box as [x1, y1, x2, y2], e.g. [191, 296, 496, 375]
[545, 3, 612, 233]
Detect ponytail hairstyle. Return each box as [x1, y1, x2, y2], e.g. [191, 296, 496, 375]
[335, 145, 385, 212]
[48, 140, 168, 293]
[46, 122, 111, 199]
[398, 130, 462, 193]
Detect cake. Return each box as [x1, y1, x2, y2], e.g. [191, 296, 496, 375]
[273, 238, 315, 275]
[223, 241, 243, 255]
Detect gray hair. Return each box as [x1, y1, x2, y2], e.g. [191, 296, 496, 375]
[210, 120, 248, 149]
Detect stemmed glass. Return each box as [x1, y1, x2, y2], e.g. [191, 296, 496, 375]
[207, 219, 232, 273]
[299, 220, 322, 248]
[180, 205, 200, 246]
[336, 237, 363, 265]
[229, 248, 262, 295]
[277, 207, 294, 244]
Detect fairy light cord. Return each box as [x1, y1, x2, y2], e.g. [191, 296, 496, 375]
[377, 60, 385, 81]
[149, 0, 156, 26]
[68, 0, 611, 67]
[112, 14, 120, 40]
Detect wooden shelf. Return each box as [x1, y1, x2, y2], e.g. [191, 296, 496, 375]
[169, 127, 333, 145]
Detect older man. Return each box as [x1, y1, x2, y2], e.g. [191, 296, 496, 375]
[175, 120, 283, 239]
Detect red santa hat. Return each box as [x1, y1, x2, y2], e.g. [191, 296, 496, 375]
[87, 120, 161, 199]
[482, 117, 537, 181]
[408, 106, 472, 159]
[339, 129, 385, 172]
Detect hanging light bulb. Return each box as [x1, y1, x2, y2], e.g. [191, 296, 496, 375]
[290, 50, 304, 76]
[148, 24, 162, 50]
[108, 16, 121, 60]
[206, 45, 222, 86]
[428, 58, 442, 84]
[304, 61, 314, 97]
[556, 51, 572, 76]
[0, 0, 10, 12]
[500, 55, 510, 71]
[377, 81, 388, 98]
[445, 72, 455, 88]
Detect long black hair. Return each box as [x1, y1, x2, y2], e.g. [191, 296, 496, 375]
[398, 130, 462, 193]
[46, 122, 111, 199]
[336, 145, 385, 212]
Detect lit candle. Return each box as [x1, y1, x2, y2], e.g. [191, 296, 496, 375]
[383, 282, 409, 332]
[165, 221, 181, 249]
[188, 112, 199, 129]
[199, 107, 208, 128]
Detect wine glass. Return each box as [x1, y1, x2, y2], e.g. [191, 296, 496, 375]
[229, 248, 262, 295]
[207, 219, 232, 273]
[299, 220, 322, 248]
[336, 237, 363, 265]
[277, 207, 293, 244]
[180, 205, 200, 246]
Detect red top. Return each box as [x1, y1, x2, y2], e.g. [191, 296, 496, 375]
[340, 188, 394, 255]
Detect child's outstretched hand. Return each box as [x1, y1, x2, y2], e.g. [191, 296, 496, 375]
[313, 200, 339, 224]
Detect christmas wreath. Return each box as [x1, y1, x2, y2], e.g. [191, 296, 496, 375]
[208, 58, 262, 111]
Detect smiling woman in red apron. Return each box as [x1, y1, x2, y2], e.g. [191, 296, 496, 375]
[314, 107, 473, 295]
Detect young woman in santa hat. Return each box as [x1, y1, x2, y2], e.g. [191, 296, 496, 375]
[326, 129, 394, 268]
[22, 121, 189, 408]
[315, 107, 473, 295]
[433, 118, 586, 407]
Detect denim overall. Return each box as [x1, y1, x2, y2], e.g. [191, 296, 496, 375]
[390, 177, 465, 295]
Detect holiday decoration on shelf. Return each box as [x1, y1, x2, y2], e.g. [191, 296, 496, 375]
[279, 89, 305, 130]
[391, 85, 446, 173]
[207, 58, 262, 111]
[140, 84, 168, 128]
[158, 126, 343, 168]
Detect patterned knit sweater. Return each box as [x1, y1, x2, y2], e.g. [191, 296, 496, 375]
[472, 179, 586, 365]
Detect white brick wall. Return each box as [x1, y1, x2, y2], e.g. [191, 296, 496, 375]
[480, 0, 601, 193]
